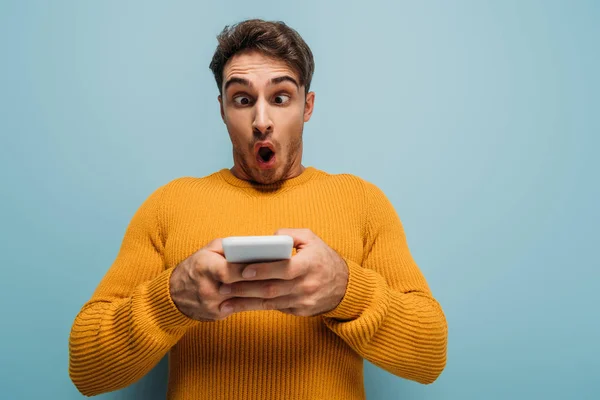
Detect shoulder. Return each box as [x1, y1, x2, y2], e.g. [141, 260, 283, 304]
[318, 169, 398, 220]
[315, 168, 386, 200]
[131, 171, 225, 213]
[155, 170, 224, 195]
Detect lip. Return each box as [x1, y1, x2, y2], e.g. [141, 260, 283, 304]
[254, 141, 275, 154]
[254, 141, 277, 169]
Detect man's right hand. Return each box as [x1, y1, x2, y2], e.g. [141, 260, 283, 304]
[169, 238, 243, 322]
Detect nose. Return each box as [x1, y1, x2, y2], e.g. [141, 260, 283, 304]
[252, 99, 273, 135]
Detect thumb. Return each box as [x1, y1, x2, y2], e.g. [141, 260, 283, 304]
[274, 228, 315, 249]
[204, 238, 225, 255]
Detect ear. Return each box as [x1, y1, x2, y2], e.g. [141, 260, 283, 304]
[218, 95, 225, 123]
[303, 91, 315, 122]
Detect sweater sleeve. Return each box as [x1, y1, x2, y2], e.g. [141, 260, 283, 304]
[321, 181, 448, 384]
[68, 183, 199, 396]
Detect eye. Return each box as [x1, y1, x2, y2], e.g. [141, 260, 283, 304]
[273, 94, 291, 105]
[233, 96, 252, 106]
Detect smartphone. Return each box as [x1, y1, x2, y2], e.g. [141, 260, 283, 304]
[222, 235, 294, 263]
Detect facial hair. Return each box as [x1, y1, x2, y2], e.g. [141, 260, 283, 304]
[232, 127, 303, 185]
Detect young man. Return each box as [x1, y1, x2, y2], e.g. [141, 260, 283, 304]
[69, 19, 447, 400]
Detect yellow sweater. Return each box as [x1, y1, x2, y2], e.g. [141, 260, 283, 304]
[69, 166, 447, 399]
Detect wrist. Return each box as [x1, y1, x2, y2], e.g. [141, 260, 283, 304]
[322, 258, 379, 320]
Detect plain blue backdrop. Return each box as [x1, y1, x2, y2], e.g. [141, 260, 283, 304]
[1, 1, 598, 399]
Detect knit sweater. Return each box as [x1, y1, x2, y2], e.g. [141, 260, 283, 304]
[68, 166, 448, 399]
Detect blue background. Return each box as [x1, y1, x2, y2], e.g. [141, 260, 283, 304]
[1, 1, 598, 399]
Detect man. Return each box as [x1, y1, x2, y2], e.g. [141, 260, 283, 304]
[69, 19, 447, 399]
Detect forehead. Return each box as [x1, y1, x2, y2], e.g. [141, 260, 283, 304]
[223, 50, 299, 84]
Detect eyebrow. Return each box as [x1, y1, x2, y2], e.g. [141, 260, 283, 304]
[224, 75, 299, 91]
[271, 75, 299, 88]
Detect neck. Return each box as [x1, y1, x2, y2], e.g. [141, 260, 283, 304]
[230, 159, 305, 185]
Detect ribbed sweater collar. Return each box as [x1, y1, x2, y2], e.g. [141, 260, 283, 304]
[217, 166, 321, 192]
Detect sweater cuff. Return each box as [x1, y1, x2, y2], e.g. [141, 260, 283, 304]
[138, 267, 200, 331]
[321, 258, 379, 321]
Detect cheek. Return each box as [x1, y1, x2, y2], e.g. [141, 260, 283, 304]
[226, 109, 249, 129]
[225, 111, 252, 144]
[275, 106, 305, 132]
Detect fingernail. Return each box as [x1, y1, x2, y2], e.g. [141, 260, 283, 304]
[219, 285, 231, 294]
[243, 269, 256, 278]
[222, 304, 233, 314]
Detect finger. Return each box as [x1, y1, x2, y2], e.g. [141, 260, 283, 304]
[274, 228, 316, 249]
[202, 240, 248, 283]
[209, 260, 249, 284]
[220, 295, 296, 314]
[219, 278, 298, 299]
[241, 256, 308, 281]
[223, 262, 251, 283]
[204, 238, 225, 255]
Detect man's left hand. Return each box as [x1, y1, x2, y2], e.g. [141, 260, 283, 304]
[218, 228, 349, 317]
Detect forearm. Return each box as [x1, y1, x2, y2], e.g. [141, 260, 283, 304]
[321, 259, 447, 384]
[68, 268, 198, 396]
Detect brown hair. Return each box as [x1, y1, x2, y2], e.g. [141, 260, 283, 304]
[209, 19, 315, 95]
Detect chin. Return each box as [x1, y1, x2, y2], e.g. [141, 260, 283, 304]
[253, 170, 278, 184]
[253, 164, 285, 184]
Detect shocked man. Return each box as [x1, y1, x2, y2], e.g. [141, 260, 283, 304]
[69, 18, 447, 400]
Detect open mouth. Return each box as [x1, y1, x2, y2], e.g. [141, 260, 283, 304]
[258, 146, 275, 163]
[255, 142, 276, 168]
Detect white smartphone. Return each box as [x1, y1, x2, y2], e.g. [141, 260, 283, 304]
[222, 235, 294, 263]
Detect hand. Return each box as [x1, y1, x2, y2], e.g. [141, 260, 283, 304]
[169, 238, 249, 321]
[218, 228, 349, 317]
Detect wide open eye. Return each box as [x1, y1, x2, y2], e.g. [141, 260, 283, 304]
[233, 96, 252, 106]
[273, 94, 290, 105]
